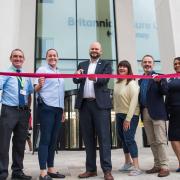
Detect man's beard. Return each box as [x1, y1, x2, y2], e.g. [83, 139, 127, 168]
[90, 53, 100, 59]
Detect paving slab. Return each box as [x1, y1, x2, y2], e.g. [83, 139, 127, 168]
[7, 147, 180, 180]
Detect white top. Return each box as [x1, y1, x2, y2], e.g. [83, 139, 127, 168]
[83, 59, 98, 98]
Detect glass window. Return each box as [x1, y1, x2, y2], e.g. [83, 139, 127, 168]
[36, 0, 116, 60]
[77, 0, 116, 60]
[58, 60, 77, 90]
[37, 0, 76, 59]
[132, 0, 161, 73]
[40, 0, 54, 3]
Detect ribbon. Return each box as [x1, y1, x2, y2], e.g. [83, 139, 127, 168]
[0, 72, 180, 79]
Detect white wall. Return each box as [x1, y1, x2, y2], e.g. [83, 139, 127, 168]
[115, 0, 137, 73]
[0, 0, 21, 70]
[169, 0, 180, 57]
[155, 0, 180, 73]
[18, 0, 36, 72]
[0, 0, 36, 72]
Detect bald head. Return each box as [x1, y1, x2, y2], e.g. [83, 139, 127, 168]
[89, 42, 102, 61]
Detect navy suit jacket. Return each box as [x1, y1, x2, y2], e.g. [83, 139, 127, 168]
[139, 71, 168, 121]
[73, 59, 112, 110]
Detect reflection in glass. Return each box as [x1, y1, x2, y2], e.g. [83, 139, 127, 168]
[37, 0, 76, 59]
[77, 0, 116, 60]
[64, 91, 80, 149]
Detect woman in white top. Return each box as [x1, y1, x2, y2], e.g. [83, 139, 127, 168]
[114, 60, 142, 176]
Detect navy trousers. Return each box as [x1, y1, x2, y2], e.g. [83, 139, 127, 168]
[79, 100, 112, 172]
[38, 103, 63, 170]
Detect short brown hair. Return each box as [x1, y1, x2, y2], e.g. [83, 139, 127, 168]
[174, 57, 180, 62]
[142, 54, 155, 62]
[10, 49, 24, 59]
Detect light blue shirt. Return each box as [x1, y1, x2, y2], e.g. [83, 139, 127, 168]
[0, 65, 33, 106]
[34, 64, 64, 109]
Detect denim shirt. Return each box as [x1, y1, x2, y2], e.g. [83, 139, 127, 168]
[139, 79, 149, 107]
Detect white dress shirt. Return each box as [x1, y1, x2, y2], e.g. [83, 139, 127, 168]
[83, 59, 98, 98]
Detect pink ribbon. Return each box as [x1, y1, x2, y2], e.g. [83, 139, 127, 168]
[0, 72, 180, 79]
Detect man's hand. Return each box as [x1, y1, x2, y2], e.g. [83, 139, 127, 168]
[152, 74, 161, 82]
[88, 77, 96, 81]
[38, 77, 45, 87]
[61, 112, 65, 123]
[75, 69, 84, 74]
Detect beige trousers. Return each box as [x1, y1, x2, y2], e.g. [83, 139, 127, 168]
[143, 108, 169, 169]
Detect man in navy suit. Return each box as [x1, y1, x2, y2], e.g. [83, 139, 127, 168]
[73, 42, 113, 180]
[139, 55, 169, 177]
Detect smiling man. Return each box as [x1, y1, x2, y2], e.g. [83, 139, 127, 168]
[139, 55, 169, 177]
[0, 49, 33, 180]
[73, 42, 114, 180]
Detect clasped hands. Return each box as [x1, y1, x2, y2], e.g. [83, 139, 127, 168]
[75, 69, 96, 81]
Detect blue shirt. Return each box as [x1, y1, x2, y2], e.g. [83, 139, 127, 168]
[0, 66, 33, 106]
[140, 79, 149, 107]
[34, 64, 64, 109]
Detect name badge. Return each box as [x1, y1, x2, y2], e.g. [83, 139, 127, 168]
[20, 90, 26, 96]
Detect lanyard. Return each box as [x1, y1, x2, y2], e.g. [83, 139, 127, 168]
[17, 77, 25, 89]
[10, 66, 25, 89]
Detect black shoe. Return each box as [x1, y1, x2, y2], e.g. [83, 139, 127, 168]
[0, 176, 7, 180]
[39, 175, 52, 180]
[0, 172, 8, 180]
[47, 172, 65, 178]
[12, 171, 32, 180]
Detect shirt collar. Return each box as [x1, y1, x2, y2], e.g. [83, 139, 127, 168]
[10, 65, 22, 72]
[143, 70, 155, 75]
[89, 58, 99, 64]
[45, 63, 58, 71]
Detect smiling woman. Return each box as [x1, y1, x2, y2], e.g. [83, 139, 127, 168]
[34, 48, 65, 180]
[46, 49, 58, 69]
[166, 57, 180, 172]
[113, 60, 141, 176]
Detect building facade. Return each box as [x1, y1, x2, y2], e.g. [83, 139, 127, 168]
[0, 0, 180, 150]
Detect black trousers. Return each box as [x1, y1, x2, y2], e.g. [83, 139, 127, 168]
[79, 100, 112, 172]
[0, 105, 30, 179]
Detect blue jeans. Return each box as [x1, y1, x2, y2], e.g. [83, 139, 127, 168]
[116, 113, 139, 158]
[38, 103, 63, 170]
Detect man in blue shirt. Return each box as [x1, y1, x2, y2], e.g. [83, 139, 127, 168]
[0, 49, 33, 180]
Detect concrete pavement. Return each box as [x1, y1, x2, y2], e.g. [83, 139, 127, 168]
[7, 147, 180, 180]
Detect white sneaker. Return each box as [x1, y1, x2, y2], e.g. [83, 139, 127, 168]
[119, 163, 133, 171]
[129, 168, 143, 176]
